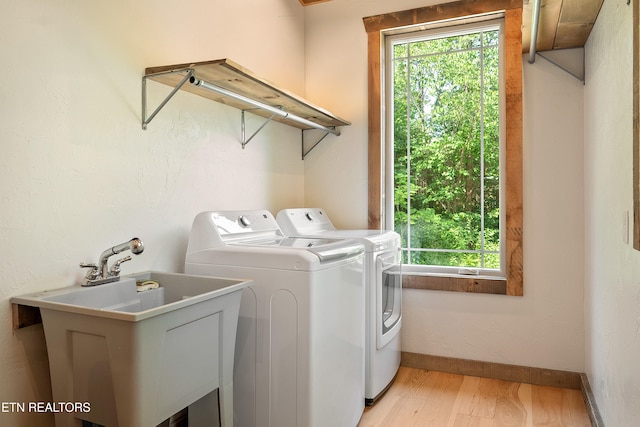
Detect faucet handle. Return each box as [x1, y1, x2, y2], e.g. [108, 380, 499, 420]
[109, 256, 132, 276]
[80, 262, 100, 281]
[79, 262, 97, 269]
[80, 262, 98, 275]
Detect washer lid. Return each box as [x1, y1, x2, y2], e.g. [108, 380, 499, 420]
[276, 208, 400, 252]
[231, 236, 364, 262]
[305, 229, 400, 252]
[185, 210, 364, 270]
[185, 237, 364, 270]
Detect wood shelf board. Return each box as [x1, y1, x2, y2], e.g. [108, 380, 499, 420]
[145, 59, 350, 130]
[522, 0, 604, 53]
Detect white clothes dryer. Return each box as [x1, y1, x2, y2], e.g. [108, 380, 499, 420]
[185, 210, 365, 427]
[276, 208, 402, 405]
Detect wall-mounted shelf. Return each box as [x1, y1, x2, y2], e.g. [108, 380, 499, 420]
[142, 59, 350, 159]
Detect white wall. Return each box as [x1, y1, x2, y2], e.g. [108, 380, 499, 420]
[584, 0, 640, 425]
[0, 0, 306, 425]
[304, 0, 586, 371]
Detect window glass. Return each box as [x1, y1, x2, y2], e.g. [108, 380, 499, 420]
[386, 21, 504, 275]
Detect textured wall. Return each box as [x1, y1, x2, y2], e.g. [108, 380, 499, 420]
[584, 0, 640, 425]
[0, 0, 305, 425]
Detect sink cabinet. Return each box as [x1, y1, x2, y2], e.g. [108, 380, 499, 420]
[11, 271, 251, 427]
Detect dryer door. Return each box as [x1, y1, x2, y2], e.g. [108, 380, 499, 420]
[376, 249, 402, 349]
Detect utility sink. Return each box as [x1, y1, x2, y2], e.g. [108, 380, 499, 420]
[12, 271, 248, 320]
[11, 271, 252, 427]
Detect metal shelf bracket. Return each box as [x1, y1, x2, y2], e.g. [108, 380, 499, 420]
[142, 69, 194, 130]
[241, 109, 280, 149]
[240, 109, 338, 158]
[301, 127, 338, 160]
[141, 67, 346, 159]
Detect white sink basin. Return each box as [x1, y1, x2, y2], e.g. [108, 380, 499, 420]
[11, 271, 252, 427]
[12, 271, 247, 321]
[37, 276, 163, 314]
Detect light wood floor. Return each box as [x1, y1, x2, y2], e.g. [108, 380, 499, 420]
[358, 367, 592, 427]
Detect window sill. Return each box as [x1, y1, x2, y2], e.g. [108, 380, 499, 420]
[403, 273, 507, 295]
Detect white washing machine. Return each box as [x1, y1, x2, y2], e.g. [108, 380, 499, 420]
[184, 210, 365, 427]
[276, 208, 402, 405]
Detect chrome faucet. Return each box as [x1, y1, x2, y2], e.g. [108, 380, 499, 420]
[80, 238, 144, 286]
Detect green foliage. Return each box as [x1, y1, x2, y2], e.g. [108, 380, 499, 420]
[393, 28, 501, 269]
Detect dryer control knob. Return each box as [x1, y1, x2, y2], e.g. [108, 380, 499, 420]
[238, 215, 251, 227]
[305, 212, 313, 221]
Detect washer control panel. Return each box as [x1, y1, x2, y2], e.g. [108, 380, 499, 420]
[277, 208, 336, 235]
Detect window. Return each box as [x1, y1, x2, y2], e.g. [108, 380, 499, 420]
[385, 19, 505, 278]
[363, 1, 523, 296]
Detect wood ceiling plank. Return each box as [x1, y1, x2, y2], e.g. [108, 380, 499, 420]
[558, 0, 604, 23]
[554, 0, 604, 49]
[523, 0, 563, 53]
[522, 0, 603, 53]
[554, 22, 595, 49]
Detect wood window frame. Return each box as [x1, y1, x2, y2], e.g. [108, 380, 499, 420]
[363, 0, 523, 296]
[634, 0, 640, 250]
